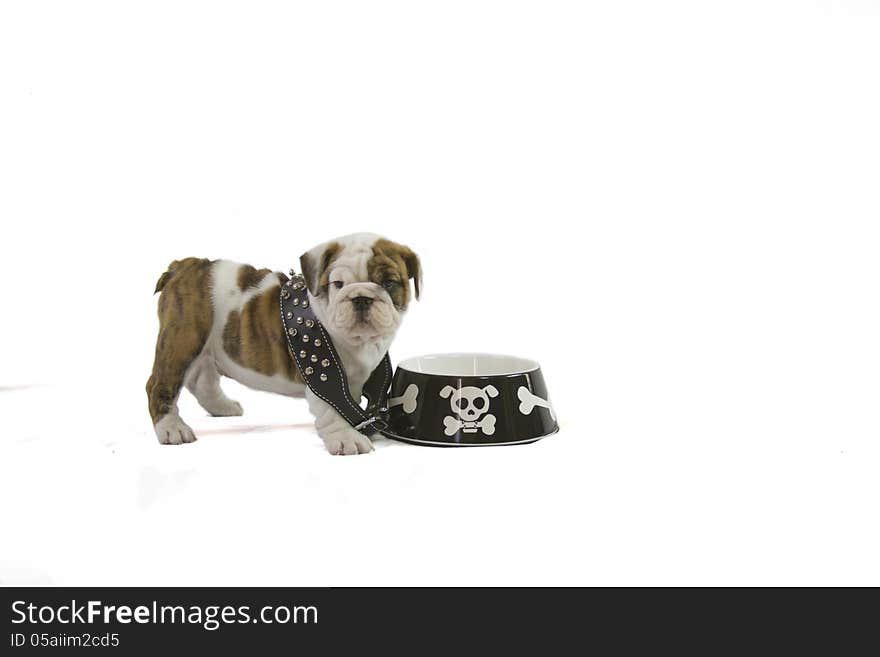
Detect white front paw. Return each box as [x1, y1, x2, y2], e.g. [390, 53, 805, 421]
[322, 431, 374, 456]
[154, 415, 197, 445]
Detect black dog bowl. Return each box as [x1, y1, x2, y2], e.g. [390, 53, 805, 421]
[384, 353, 558, 446]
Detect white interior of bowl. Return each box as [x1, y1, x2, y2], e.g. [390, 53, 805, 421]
[398, 353, 539, 376]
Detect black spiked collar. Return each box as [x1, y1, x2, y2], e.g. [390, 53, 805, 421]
[280, 270, 392, 436]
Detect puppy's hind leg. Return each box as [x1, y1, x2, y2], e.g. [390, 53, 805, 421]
[147, 340, 200, 445]
[185, 356, 243, 417]
[146, 257, 214, 444]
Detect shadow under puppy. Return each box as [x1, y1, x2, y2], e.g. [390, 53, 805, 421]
[146, 233, 421, 455]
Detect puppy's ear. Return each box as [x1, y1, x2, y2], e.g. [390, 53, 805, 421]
[400, 246, 422, 300]
[440, 385, 455, 399]
[299, 241, 341, 296]
[484, 384, 499, 398]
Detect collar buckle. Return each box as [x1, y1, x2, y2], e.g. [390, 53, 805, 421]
[354, 412, 389, 435]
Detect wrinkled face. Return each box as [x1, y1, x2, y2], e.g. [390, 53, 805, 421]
[300, 234, 421, 347]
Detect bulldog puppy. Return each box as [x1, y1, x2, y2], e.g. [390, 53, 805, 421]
[145, 233, 421, 455]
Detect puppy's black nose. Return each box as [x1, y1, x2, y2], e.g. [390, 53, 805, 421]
[352, 296, 374, 312]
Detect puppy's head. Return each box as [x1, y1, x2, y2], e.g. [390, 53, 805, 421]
[300, 233, 421, 346]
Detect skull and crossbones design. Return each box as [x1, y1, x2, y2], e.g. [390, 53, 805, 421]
[440, 384, 498, 436]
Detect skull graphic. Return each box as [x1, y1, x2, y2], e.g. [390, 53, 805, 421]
[440, 384, 499, 436]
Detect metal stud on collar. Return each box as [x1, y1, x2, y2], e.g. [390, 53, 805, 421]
[302, 335, 310, 342]
[305, 366, 314, 375]
[320, 373, 328, 381]
[305, 319, 314, 328]
[296, 316, 303, 324]
[286, 311, 293, 319]
[321, 358, 330, 367]
[313, 339, 322, 347]
[310, 354, 318, 363]
[299, 350, 307, 358]
[288, 327, 297, 336]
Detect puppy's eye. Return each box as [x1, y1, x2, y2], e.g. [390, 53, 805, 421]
[332, 281, 344, 289]
[382, 280, 400, 291]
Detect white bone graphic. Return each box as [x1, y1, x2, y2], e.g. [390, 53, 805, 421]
[388, 384, 419, 414]
[517, 386, 556, 421]
[440, 384, 498, 436]
[443, 414, 496, 436]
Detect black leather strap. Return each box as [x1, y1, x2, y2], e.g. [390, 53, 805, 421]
[280, 271, 393, 436]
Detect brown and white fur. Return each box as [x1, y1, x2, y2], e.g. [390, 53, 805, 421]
[146, 232, 421, 455]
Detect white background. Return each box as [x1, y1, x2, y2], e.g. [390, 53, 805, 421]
[1, 1, 878, 585]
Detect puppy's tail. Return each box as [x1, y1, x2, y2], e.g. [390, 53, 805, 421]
[153, 258, 203, 294]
